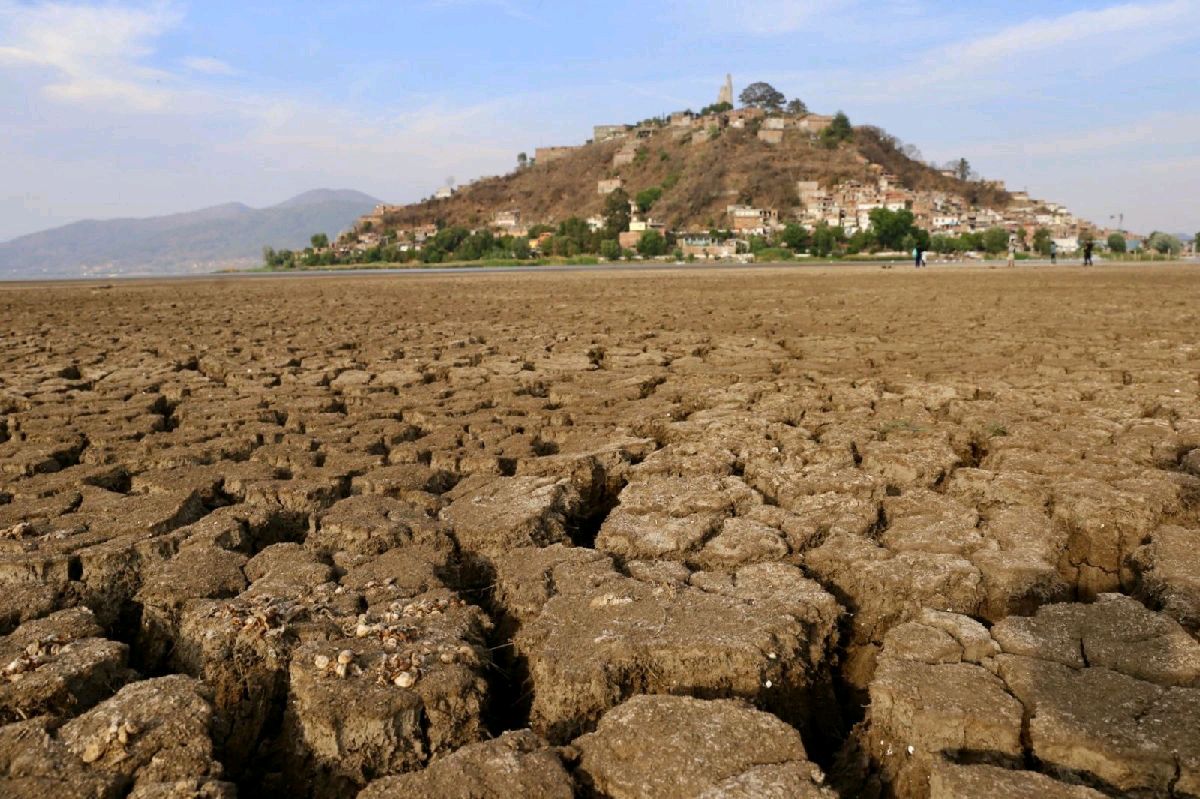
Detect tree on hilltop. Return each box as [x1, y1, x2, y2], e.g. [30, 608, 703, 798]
[949, 158, 977, 182]
[310, 233, 329, 249]
[785, 98, 808, 115]
[517, 152, 528, 169]
[820, 112, 853, 148]
[739, 82, 786, 111]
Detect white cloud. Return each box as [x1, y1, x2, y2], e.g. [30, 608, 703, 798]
[970, 111, 1200, 159]
[0, 0, 180, 110]
[676, 0, 853, 35]
[844, 0, 1200, 104]
[181, 55, 236, 76]
[946, 0, 1193, 67]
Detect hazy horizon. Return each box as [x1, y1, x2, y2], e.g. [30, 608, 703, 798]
[3, 0, 1198, 242]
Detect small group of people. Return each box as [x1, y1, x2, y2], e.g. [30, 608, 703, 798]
[915, 238, 1094, 268]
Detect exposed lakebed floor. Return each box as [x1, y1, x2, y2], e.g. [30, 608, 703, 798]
[0, 264, 1198, 798]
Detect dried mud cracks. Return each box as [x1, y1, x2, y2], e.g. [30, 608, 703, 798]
[1, 267, 1199, 798]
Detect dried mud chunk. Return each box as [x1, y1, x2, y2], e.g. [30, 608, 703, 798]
[744, 497, 879, 552]
[350, 464, 459, 497]
[58, 676, 231, 795]
[1052, 478, 1172, 596]
[855, 646, 1024, 797]
[610, 475, 761, 518]
[969, 549, 1071, 620]
[309, 495, 453, 559]
[573, 695, 835, 799]
[490, 544, 617, 634]
[0, 490, 83, 529]
[243, 543, 334, 593]
[0, 717, 117, 799]
[595, 475, 761, 563]
[357, 729, 574, 799]
[853, 599, 1200, 798]
[997, 656, 1200, 798]
[515, 563, 839, 743]
[237, 475, 343, 515]
[0, 582, 68, 635]
[943, 468, 1051, 512]
[631, 441, 739, 477]
[991, 594, 1200, 686]
[691, 517, 789, 570]
[340, 545, 454, 605]
[858, 435, 960, 490]
[134, 546, 249, 670]
[517, 435, 653, 503]
[596, 509, 723, 562]
[804, 533, 982, 690]
[1129, 524, 1200, 632]
[0, 608, 130, 723]
[439, 475, 581, 558]
[879, 490, 983, 556]
[282, 593, 491, 795]
[928, 762, 1107, 799]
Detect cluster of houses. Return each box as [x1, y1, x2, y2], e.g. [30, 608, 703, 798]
[342, 176, 1104, 261]
[797, 169, 1103, 253]
[531, 107, 837, 169]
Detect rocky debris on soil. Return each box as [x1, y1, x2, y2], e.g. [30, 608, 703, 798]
[280, 591, 491, 796]
[571, 695, 836, 799]
[357, 729, 574, 799]
[0, 608, 131, 723]
[845, 594, 1200, 798]
[0, 675, 233, 798]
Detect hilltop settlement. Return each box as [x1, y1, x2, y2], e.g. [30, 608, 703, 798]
[264, 77, 1154, 269]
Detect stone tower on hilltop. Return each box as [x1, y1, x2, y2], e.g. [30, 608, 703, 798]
[718, 74, 733, 106]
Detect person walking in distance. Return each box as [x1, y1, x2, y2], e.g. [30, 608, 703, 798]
[1050, 241, 1057, 265]
[1007, 242, 1017, 268]
[914, 244, 924, 269]
[1084, 240, 1094, 267]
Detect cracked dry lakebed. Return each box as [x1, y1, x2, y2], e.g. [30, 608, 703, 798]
[0, 263, 1199, 798]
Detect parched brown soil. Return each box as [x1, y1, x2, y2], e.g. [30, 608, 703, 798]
[1, 263, 1198, 799]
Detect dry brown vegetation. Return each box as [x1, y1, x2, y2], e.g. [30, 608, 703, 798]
[0, 264, 1198, 799]
[381, 122, 1007, 232]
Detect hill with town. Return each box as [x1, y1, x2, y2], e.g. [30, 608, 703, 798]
[273, 78, 1110, 268]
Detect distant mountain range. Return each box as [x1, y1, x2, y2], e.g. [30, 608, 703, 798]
[0, 189, 381, 278]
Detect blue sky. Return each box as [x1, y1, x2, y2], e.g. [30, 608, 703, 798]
[2, 0, 1198, 241]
